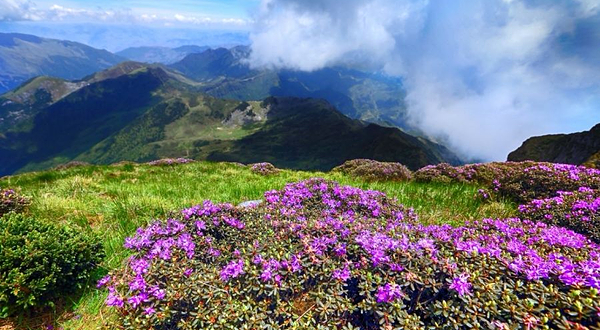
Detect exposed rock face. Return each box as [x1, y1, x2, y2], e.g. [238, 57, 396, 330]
[508, 124, 600, 167]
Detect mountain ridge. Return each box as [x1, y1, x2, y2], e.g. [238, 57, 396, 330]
[508, 124, 600, 167]
[0, 32, 125, 94]
[0, 62, 460, 175]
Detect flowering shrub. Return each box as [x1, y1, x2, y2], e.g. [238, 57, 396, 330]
[333, 159, 412, 182]
[101, 179, 600, 329]
[250, 162, 280, 176]
[497, 163, 600, 203]
[147, 158, 195, 166]
[415, 162, 600, 203]
[0, 188, 29, 217]
[520, 187, 600, 243]
[54, 161, 91, 170]
[413, 162, 537, 186]
[0, 213, 104, 317]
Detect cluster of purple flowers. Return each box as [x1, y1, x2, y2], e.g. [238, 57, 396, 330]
[147, 158, 195, 166]
[0, 187, 29, 217]
[101, 176, 600, 328]
[249, 162, 280, 175]
[520, 187, 600, 242]
[333, 159, 413, 182]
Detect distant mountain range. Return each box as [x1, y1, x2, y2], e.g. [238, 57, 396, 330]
[508, 124, 600, 168]
[0, 62, 459, 175]
[116, 45, 210, 64]
[169, 46, 411, 131]
[0, 33, 125, 94]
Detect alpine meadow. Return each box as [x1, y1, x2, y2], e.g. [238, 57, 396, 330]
[0, 0, 599, 329]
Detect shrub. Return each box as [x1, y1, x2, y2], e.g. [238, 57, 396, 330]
[250, 162, 279, 176]
[519, 187, 600, 243]
[54, 161, 91, 170]
[147, 158, 195, 166]
[0, 213, 105, 317]
[0, 188, 29, 217]
[413, 162, 537, 186]
[414, 162, 600, 204]
[333, 159, 412, 182]
[413, 163, 465, 184]
[496, 163, 600, 203]
[100, 179, 599, 329]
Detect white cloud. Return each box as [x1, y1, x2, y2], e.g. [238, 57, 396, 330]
[0, 0, 251, 27]
[249, 0, 600, 161]
[0, 0, 42, 21]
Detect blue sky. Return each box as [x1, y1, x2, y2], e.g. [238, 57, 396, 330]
[0, 0, 259, 50]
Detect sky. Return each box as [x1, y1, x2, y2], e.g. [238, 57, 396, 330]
[1, 0, 599, 161]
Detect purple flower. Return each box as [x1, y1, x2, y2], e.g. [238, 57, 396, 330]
[128, 275, 147, 291]
[105, 287, 124, 308]
[149, 285, 166, 300]
[220, 259, 245, 281]
[449, 273, 472, 296]
[128, 293, 148, 308]
[376, 283, 404, 303]
[332, 264, 351, 281]
[144, 306, 156, 315]
[96, 275, 111, 288]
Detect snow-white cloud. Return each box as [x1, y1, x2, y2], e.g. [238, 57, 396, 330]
[249, 0, 600, 161]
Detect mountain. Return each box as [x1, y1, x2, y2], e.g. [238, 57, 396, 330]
[0, 62, 158, 133]
[170, 46, 255, 81]
[116, 45, 210, 64]
[508, 124, 600, 167]
[169, 47, 410, 130]
[0, 63, 459, 175]
[0, 33, 125, 94]
[205, 97, 460, 170]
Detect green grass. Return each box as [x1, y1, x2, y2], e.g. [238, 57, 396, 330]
[0, 161, 516, 329]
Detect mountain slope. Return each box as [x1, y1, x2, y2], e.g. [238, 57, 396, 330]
[0, 60, 459, 175]
[0, 62, 157, 133]
[116, 45, 210, 64]
[0, 66, 172, 174]
[207, 97, 459, 170]
[0, 33, 125, 94]
[508, 124, 600, 167]
[169, 48, 410, 130]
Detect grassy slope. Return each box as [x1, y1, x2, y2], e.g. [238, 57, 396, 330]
[0, 161, 516, 329]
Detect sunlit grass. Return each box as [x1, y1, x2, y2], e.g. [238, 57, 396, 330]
[0, 161, 517, 329]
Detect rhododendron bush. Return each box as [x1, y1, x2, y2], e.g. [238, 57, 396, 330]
[333, 159, 412, 182]
[250, 162, 280, 176]
[100, 179, 600, 329]
[0, 188, 29, 217]
[415, 162, 600, 203]
[520, 187, 600, 243]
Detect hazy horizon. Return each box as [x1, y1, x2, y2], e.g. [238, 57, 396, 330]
[1, 0, 599, 161]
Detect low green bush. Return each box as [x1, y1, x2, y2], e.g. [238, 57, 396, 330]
[333, 159, 412, 182]
[0, 213, 105, 317]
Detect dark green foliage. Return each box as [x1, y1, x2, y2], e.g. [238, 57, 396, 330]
[333, 159, 412, 182]
[0, 188, 29, 217]
[0, 213, 104, 317]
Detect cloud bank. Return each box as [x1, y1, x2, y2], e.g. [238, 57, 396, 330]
[249, 0, 600, 161]
[0, 0, 251, 27]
